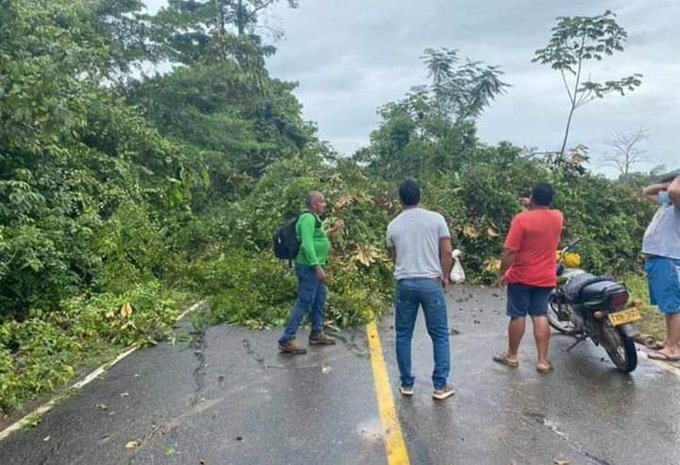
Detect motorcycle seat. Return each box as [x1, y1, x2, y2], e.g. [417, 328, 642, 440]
[580, 280, 626, 302]
[564, 273, 624, 303]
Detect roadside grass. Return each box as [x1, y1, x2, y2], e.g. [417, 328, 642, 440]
[0, 282, 187, 419]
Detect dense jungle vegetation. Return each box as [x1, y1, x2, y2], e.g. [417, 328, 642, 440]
[0, 1, 660, 416]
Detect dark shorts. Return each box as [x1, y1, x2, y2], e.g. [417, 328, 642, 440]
[645, 257, 680, 314]
[506, 284, 553, 318]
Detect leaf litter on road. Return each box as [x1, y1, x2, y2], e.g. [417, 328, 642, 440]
[125, 440, 141, 450]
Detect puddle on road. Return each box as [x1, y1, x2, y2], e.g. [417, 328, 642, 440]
[356, 419, 386, 443]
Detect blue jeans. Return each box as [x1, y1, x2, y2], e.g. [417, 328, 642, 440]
[279, 265, 326, 343]
[395, 278, 450, 390]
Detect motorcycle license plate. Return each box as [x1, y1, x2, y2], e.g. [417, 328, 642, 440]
[607, 308, 642, 327]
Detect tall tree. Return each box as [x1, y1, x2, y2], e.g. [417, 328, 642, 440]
[229, 0, 300, 37]
[92, 0, 156, 74]
[138, 0, 311, 184]
[0, 0, 194, 316]
[602, 129, 649, 177]
[356, 48, 509, 179]
[129, 62, 312, 180]
[533, 10, 642, 156]
[418, 48, 509, 123]
[152, 0, 298, 65]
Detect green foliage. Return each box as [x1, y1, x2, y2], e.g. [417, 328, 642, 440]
[0, 319, 80, 415]
[617, 164, 668, 188]
[426, 157, 654, 279]
[353, 46, 654, 282]
[61, 281, 179, 347]
[420, 48, 510, 122]
[356, 48, 508, 180]
[201, 252, 297, 329]
[549, 172, 654, 275]
[0, 0, 658, 419]
[129, 62, 312, 183]
[181, 157, 397, 329]
[0, 1, 191, 319]
[153, 0, 299, 64]
[0, 281, 178, 415]
[94, 203, 166, 293]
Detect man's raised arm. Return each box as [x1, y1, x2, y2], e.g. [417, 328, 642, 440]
[642, 182, 670, 203]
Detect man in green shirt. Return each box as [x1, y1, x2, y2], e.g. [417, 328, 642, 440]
[278, 191, 344, 354]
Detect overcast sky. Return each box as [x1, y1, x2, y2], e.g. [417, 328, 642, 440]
[146, 0, 680, 175]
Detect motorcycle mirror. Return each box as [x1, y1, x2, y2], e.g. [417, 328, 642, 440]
[562, 238, 582, 253]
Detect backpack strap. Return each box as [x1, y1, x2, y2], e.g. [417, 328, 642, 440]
[298, 211, 322, 228]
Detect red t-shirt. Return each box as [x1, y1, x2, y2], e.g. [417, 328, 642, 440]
[503, 209, 564, 288]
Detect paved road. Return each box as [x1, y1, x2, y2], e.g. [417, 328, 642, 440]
[1, 286, 679, 465]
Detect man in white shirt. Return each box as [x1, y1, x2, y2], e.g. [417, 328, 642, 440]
[386, 179, 454, 400]
[642, 171, 680, 362]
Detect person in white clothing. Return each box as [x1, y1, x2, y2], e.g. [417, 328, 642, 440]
[386, 179, 454, 400]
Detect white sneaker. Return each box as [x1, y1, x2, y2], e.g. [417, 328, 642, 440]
[432, 384, 455, 400]
[399, 384, 414, 396]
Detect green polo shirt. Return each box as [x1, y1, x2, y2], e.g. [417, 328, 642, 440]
[296, 212, 329, 267]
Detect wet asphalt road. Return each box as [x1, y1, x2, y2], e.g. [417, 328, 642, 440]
[1, 285, 679, 465]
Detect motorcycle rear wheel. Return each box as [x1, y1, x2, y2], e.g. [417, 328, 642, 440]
[547, 294, 576, 333]
[600, 322, 638, 373]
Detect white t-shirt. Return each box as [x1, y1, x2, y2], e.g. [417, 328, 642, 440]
[642, 195, 680, 260]
[386, 207, 451, 280]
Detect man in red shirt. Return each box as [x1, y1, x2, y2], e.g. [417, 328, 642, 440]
[494, 183, 563, 373]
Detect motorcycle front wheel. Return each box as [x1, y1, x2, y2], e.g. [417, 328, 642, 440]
[547, 294, 576, 334]
[600, 322, 638, 373]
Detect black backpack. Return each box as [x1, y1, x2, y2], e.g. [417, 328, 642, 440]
[273, 214, 303, 260]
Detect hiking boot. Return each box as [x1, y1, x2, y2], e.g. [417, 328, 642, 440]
[399, 384, 414, 396]
[278, 340, 307, 355]
[309, 331, 336, 345]
[432, 384, 455, 401]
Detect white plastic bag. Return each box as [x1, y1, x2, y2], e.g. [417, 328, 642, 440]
[449, 249, 466, 284]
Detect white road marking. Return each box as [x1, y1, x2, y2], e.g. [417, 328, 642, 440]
[0, 301, 205, 442]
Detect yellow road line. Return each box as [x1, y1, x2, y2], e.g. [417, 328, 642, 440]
[366, 321, 410, 465]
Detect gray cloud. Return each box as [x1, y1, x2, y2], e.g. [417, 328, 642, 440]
[265, 0, 680, 174]
[145, 0, 679, 174]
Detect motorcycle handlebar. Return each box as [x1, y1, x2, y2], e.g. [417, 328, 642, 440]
[560, 238, 582, 255]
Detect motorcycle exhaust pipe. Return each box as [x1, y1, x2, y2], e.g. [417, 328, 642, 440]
[633, 332, 657, 348]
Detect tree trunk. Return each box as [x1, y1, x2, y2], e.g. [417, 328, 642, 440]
[559, 104, 575, 157]
[237, 0, 245, 36]
[559, 34, 586, 156]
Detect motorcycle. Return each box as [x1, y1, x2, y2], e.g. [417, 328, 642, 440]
[547, 240, 642, 373]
